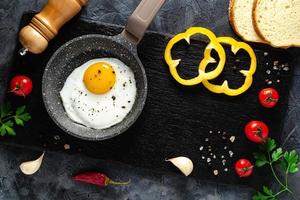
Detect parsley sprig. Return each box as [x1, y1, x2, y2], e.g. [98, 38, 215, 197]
[252, 138, 300, 200]
[0, 102, 31, 136]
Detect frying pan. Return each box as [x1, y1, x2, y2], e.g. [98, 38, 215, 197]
[42, 0, 166, 141]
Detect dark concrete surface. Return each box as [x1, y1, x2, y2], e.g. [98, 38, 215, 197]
[0, 0, 299, 199]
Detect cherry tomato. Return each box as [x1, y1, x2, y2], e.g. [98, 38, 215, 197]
[10, 75, 32, 97]
[259, 88, 279, 108]
[244, 120, 269, 143]
[235, 159, 254, 177]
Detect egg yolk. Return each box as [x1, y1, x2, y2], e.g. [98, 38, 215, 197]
[83, 62, 116, 94]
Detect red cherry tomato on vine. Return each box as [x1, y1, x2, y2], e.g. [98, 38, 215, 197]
[235, 159, 254, 177]
[244, 121, 269, 143]
[259, 88, 279, 108]
[10, 75, 32, 97]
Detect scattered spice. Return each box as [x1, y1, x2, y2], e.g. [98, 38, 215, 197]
[222, 159, 226, 166]
[64, 144, 70, 150]
[213, 170, 219, 176]
[199, 130, 236, 175]
[264, 56, 290, 86]
[229, 136, 235, 143]
[54, 135, 60, 140]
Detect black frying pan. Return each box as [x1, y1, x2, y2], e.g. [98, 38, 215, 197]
[42, 0, 166, 141]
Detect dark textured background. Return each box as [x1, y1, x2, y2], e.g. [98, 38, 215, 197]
[3, 12, 294, 187]
[0, 0, 300, 199]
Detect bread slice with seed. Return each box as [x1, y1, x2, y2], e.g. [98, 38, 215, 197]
[229, 0, 265, 43]
[253, 0, 300, 48]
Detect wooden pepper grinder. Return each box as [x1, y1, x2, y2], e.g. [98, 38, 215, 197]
[19, 0, 88, 55]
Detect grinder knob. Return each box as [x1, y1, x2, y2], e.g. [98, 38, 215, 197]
[19, 0, 88, 54]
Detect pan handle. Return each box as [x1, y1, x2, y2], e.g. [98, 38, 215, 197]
[121, 0, 166, 45]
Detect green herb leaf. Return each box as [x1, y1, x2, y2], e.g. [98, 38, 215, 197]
[17, 113, 31, 122]
[5, 125, 16, 136]
[265, 139, 276, 152]
[256, 159, 268, 167]
[4, 120, 13, 127]
[262, 186, 273, 196]
[2, 121, 15, 136]
[271, 148, 283, 162]
[279, 158, 288, 172]
[14, 105, 31, 128]
[0, 102, 12, 118]
[254, 153, 268, 167]
[284, 150, 299, 164]
[15, 106, 26, 115]
[0, 125, 7, 136]
[252, 191, 269, 200]
[14, 117, 24, 126]
[289, 163, 298, 173]
[284, 150, 299, 174]
[0, 102, 31, 137]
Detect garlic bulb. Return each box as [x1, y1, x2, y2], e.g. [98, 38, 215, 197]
[20, 152, 45, 175]
[166, 156, 194, 176]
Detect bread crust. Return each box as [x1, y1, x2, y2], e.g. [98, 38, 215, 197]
[252, 0, 300, 48]
[229, 0, 265, 43]
[252, 0, 270, 44]
[228, 0, 250, 42]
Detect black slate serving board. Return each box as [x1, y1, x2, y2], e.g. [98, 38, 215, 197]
[1, 13, 294, 188]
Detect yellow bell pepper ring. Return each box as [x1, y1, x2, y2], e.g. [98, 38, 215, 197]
[200, 37, 257, 96]
[164, 27, 226, 86]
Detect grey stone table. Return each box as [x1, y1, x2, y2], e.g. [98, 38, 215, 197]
[0, 0, 299, 199]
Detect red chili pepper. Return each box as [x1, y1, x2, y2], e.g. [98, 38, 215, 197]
[72, 172, 130, 187]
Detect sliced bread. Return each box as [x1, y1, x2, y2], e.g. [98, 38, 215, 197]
[229, 0, 265, 43]
[253, 0, 300, 48]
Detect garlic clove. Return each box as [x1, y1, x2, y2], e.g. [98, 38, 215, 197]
[20, 152, 45, 175]
[166, 156, 194, 176]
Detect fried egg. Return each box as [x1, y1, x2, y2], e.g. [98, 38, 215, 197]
[60, 58, 137, 129]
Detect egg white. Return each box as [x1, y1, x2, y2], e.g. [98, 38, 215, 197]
[60, 58, 137, 129]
